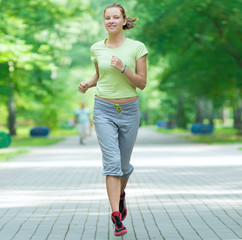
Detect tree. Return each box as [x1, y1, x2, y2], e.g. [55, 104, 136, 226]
[0, 0, 87, 134]
[135, 0, 242, 128]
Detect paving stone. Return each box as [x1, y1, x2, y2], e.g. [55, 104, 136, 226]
[0, 128, 241, 240]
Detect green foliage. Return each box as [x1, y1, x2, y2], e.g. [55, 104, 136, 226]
[1, 0, 241, 134]
[135, 0, 242, 127]
[0, 0, 96, 130]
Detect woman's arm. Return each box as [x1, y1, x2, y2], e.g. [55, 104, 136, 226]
[111, 55, 147, 90]
[88, 62, 99, 88]
[78, 62, 99, 93]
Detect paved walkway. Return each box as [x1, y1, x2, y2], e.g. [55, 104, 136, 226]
[0, 128, 242, 240]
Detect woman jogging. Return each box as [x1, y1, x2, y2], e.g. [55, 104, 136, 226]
[78, 3, 148, 236]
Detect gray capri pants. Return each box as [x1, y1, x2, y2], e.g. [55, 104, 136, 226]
[93, 96, 140, 178]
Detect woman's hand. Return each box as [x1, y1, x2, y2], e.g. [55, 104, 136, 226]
[110, 56, 124, 72]
[78, 82, 89, 94]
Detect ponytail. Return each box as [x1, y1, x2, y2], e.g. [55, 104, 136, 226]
[123, 17, 138, 30]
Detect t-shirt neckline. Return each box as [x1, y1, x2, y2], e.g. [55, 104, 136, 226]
[104, 38, 128, 49]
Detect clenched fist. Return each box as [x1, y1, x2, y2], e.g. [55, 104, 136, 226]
[110, 56, 124, 72]
[78, 82, 89, 94]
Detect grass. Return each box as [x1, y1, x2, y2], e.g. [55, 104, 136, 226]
[0, 125, 76, 162]
[0, 126, 77, 137]
[182, 127, 242, 144]
[182, 133, 242, 144]
[0, 126, 77, 147]
[0, 150, 29, 162]
[51, 128, 77, 136]
[10, 136, 65, 147]
[145, 125, 189, 134]
[147, 125, 242, 145]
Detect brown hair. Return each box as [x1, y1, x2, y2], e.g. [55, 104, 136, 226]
[104, 3, 137, 30]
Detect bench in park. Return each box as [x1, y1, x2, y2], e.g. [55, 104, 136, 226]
[191, 123, 214, 134]
[30, 126, 50, 137]
[0, 132, 11, 148]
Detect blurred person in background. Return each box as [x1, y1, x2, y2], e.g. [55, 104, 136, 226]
[74, 102, 91, 144]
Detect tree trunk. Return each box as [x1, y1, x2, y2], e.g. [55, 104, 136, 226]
[176, 98, 187, 129]
[233, 107, 242, 130]
[195, 98, 204, 123]
[207, 101, 214, 125]
[233, 97, 242, 132]
[222, 108, 230, 126]
[209, 115, 214, 126]
[8, 94, 16, 136]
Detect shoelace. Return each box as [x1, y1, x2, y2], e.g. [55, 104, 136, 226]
[115, 104, 123, 115]
[113, 215, 123, 228]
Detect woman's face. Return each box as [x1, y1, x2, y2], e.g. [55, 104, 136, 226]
[104, 7, 126, 34]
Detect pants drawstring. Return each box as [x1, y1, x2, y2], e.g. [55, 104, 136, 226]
[115, 104, 123, 115]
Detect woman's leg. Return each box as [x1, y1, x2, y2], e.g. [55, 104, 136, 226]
[106, 176, 121, 212]
[93, 98, 128, 236]
[120, 177, 129, 195]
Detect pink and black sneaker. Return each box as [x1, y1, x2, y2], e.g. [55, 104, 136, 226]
[111, 211, 128, 236]
[119, 191, 127, 221]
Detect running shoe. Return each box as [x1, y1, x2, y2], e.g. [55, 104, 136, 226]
[111, 211, 128, 236]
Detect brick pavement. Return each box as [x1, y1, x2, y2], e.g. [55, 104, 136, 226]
[0, 128, 241, 240]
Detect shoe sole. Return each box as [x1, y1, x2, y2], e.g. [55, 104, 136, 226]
[114, 229, 128, 236]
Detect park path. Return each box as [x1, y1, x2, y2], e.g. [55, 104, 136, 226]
[0, 127, 241, 240]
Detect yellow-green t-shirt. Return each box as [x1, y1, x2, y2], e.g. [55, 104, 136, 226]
[90, 38, 148, 99]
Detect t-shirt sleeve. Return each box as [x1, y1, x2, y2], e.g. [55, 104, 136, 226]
[90, 45, 97, 63]
[135, 42, 148, 61]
